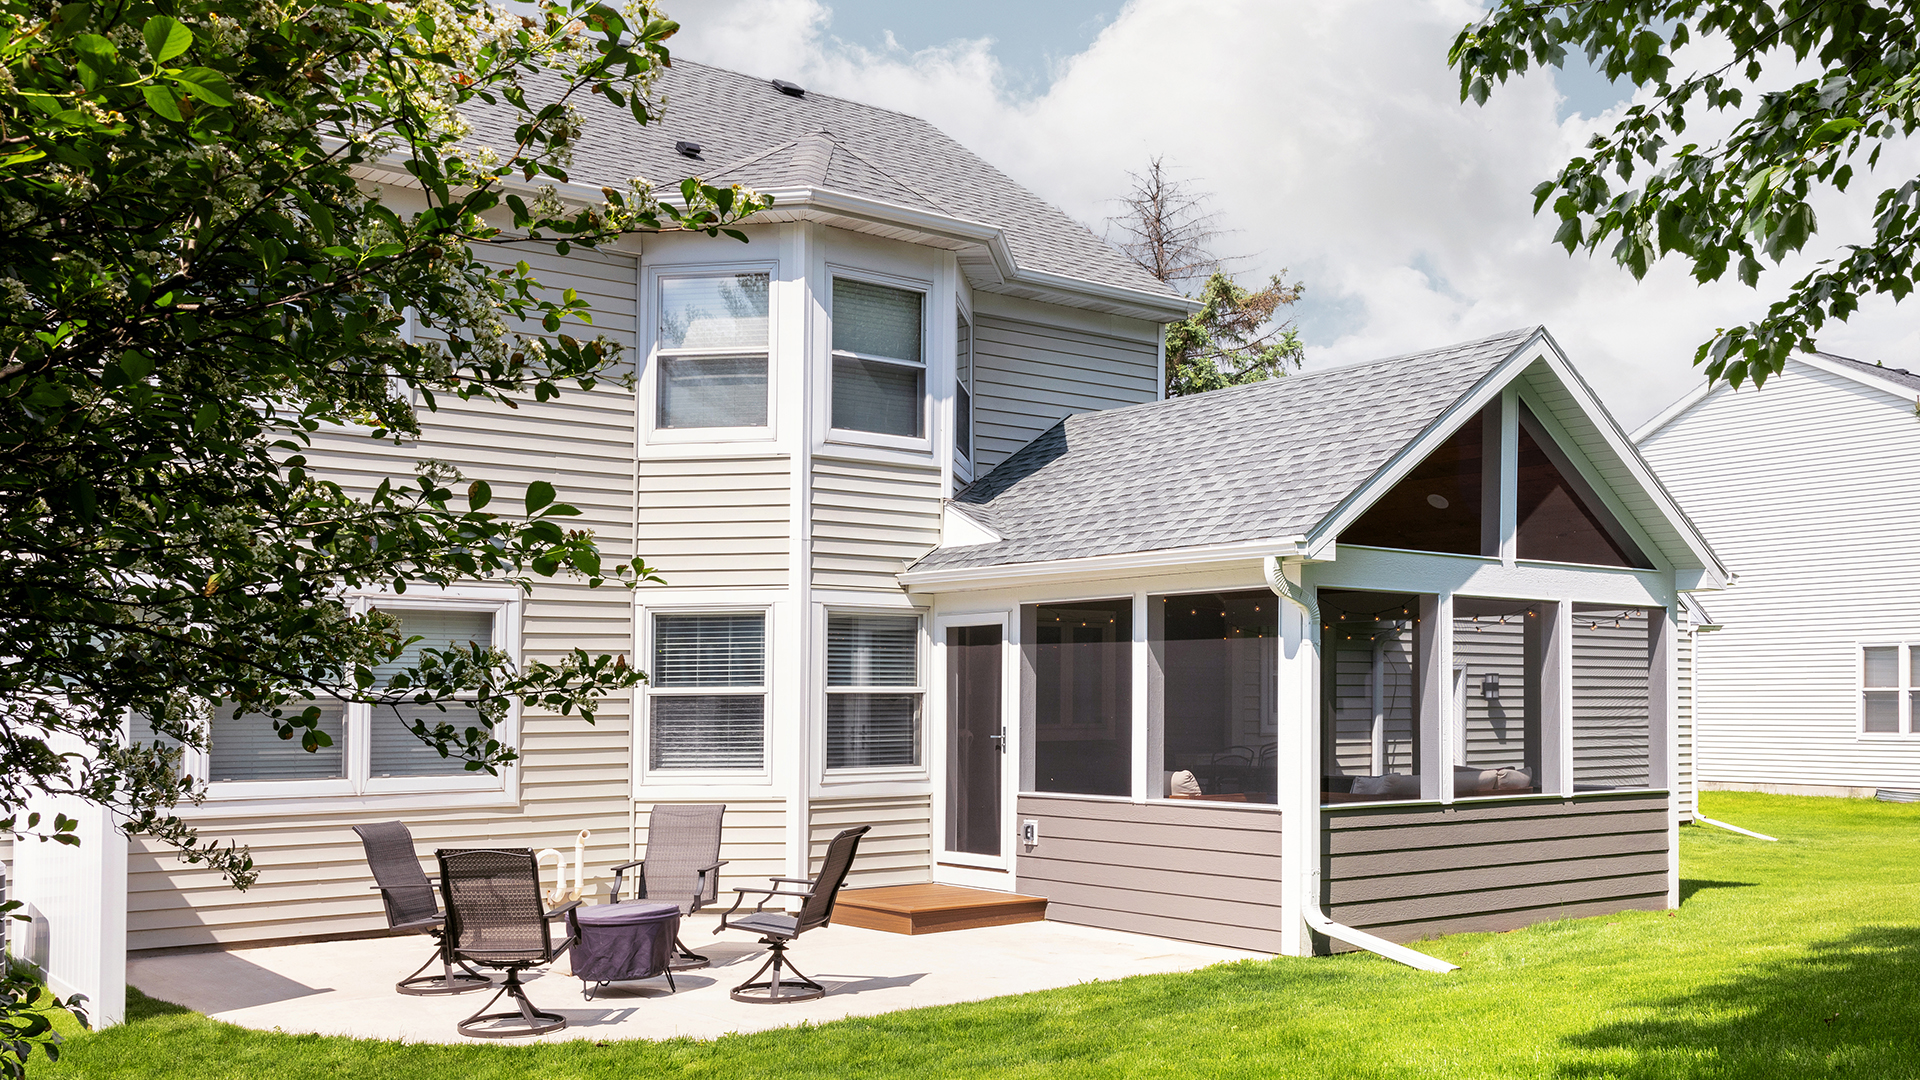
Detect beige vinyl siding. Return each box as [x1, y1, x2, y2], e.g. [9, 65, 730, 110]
[126, 246, 644, 952]
[971, 314, 1160, 473]
[808, 795, 931, 888]
[1322, 792, 1670, 947]
[1640, 361, 1920, 791]
[1015, 794, 1284, 953]
[636, 457, 792, 588]
[633, 799, 787, 900]
[811, 458, 942, 589]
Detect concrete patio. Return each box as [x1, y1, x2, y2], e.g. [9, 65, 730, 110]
[127, 912, 1266, 1044]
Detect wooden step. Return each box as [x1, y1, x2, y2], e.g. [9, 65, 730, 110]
[833, 884, 1049, 935]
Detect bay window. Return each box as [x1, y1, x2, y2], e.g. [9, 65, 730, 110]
[955, 310, 974, 476]
[825, 612, 923, 769]
[831, 277, 925, 439]
[655, 272, 771, 430]
[648, 612, 767, 770]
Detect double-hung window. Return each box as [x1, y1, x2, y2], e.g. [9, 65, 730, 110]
[825, 613, 923, 769]
[1861, 644, 1919, 735]
[648, 612, 767, 770]
[168, 597, 514, 798]
[831, 277, 925, 439]
[655, 272, 771, 431]
[954, 310, 974, 477]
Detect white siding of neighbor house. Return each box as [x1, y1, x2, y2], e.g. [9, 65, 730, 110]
[1640, 360, 1920, 793]
[969, 296, 1162, 473]
[126, 244, 645, 951]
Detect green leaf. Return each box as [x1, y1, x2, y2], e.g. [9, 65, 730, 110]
[467, 478, 491, 510]
[142, 84, 184, 122]
[171, 67, 236, 106]
[143, 15, 193, 63]
[525, 479, 555, 513]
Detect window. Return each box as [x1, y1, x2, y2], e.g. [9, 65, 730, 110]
[955, 311, 974, 473]
[1453, 598, 1545, 797]
[1515, 413, 1649, 568]
[1859, 644, 1920, 735]
[831, 277, 925, 438]
[825, 613, 922, 769]
[1340, 409, 1489, 555]
[1571, 606, 1652, 789]
[1320, 591, 1424, 803]
[1154, 590, 1278, 804]
[1029, 600, 1132, 796]
[649, 612, 766, 770]
[177, 600, 512, 795]
[656, 273, 770, 430]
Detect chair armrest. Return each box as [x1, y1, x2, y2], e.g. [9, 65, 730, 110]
[545, 899, 584, 921]
[610, 858, 644, 873]
[608, 858, 644, 903]
[769, 876, 815, 885]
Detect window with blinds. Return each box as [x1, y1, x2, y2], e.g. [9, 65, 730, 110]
[831, 277, 924, 438]
[656, 273, 770, 430]
[826, 613, 921, 769]
[370, 607, 495, 777]
[209, 702, 348, 782]
[650, 612, 767, 770]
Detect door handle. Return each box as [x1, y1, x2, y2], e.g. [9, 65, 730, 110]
[987, 727, 1006, 752]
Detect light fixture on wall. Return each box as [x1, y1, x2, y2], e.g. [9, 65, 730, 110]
[1481, 672, 1500, 701]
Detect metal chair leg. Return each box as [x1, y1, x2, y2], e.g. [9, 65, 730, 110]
[396, 938, 491, 996]
[668, 934, 712, 970]
[456, 968, 567, 1038]
[729, 937, 825, 1004]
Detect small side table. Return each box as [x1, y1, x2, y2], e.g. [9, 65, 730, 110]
[567, 901, 680, 1000]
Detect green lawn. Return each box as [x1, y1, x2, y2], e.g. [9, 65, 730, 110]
[42, 792, 1920, 1079]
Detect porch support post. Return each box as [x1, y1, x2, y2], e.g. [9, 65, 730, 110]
[1417, 593, 1448, 802]
[1498, 386, 1519, 567]
[1131, 589, 1151, 802]
[1650, 603, 1679, 908]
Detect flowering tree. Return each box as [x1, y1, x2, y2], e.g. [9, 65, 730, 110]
[0, 0, 765, 1068]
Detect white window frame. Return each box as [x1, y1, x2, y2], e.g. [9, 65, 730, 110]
[826, 266, 933, 454]
[953, 300, 975, 483]
[1858, 642, 1917, 738]
[821, 607, 929, 780]
[640, 605, 773, 782]
[644, 262, 778, 446]
[182, 587, 522, 804]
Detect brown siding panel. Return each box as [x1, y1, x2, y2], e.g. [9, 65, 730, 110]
[1322, 792, 1672, 948]
[1014, 794, 1283, 953]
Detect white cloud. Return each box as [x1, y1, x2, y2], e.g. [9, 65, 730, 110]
[665, 0, 1920, 427]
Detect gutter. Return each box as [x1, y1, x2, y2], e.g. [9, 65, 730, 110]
[1264, 557, 1459, 974]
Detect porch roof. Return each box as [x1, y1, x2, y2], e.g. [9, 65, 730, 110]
[912, 327, 1542, 574]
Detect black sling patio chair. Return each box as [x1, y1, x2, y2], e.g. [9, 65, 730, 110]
[352, 821, 489, 996]
[608, 803, 728, 969]
[437, 847, 582, 1038]
[713, 824, 870, 1004]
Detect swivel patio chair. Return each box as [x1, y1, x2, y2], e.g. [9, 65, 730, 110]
[352, 821, 489, 996]
[608, 803, 728, 969]
[437, 847, 581, 1038]
[713, 824, 869, 1004]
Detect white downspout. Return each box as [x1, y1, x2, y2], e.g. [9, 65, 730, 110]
[1265, 557, 1459, 974]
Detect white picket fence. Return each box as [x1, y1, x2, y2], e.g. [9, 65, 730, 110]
[9, 753, 128, 1028]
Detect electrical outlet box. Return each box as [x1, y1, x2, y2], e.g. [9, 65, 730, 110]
[1020, 819, 1039, 847]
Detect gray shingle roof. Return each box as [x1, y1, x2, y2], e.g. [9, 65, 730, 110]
[1813, 351, 1920, 393]
[913, 328, 1543, 573]
[461, 59, 1174, 299]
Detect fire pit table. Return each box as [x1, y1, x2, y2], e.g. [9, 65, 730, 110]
[566, 901, 680, 999]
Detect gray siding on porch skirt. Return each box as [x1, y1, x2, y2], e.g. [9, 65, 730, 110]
[1014, 794, 1284, 953]
[1321, 792, 1669, 948]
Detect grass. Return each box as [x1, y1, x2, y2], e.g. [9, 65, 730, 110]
[41, 791, 1920, 1079]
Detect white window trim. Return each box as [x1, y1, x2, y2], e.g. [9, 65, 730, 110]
[184, 586, 523, 804]
[825, 265, 933, 454]
[820, 606, 930, 783]
[643, 262, 779, 446]
[638, 604, 775, 785]
[1858, 642, 1916, 738]
[953, 297, 976, 484]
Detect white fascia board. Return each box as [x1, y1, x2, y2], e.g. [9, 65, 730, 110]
[898, 536, 1310, 591]
[1522, 333, 1731, 589]
[1302, 328, 1548, 553]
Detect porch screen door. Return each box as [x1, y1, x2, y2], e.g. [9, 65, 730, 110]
[946, 624, 1002, 857]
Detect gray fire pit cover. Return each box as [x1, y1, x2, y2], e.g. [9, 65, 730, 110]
[569, 901, 680, 985]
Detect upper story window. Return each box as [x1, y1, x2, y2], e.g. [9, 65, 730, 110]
[831, 277, 925, 439]
[656, 272, 770, 430]
[955, 310, 974, 477]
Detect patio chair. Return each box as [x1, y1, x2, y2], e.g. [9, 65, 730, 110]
[608, 803, 728, 969]
[713, 824, 870, 1004]
[352, 821, 489, 996]
[437, 848, 582, 1038]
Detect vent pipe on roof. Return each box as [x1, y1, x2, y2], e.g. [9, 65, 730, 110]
[772, 79, 806, 98]
[674, 140, 702, 158]
[1266, 557, 1459, 974]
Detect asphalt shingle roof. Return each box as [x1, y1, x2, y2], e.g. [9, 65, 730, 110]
[1815, 351, 1920, 393]
[462, 59, 1174, 299]
[913, 328, 1543, 573]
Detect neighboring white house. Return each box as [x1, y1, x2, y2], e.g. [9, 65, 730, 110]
[1638, 352, 1920, 798]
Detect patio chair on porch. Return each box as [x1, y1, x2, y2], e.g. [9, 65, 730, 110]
[352, 821, 489, 996]
[438, 848, 582, 1038]
[607, 802, 728, 969]
[713, 824, 870, 1004]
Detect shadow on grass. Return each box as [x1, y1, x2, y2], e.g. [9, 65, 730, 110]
[126, 988, 193, 1023]
[1558, 925, 1920, 1080]
[1678, 878, 1757, 904]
